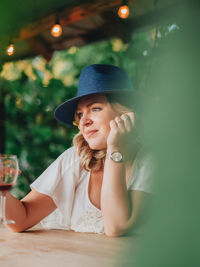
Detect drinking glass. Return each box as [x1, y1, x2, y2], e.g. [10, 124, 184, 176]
[0, 154, 19, 224]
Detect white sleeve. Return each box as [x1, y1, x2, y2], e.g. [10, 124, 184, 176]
[30, 146, 81, 228]
[128, 151, 154, 194]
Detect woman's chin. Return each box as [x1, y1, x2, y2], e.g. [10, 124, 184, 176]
[88, 141, 106, 151]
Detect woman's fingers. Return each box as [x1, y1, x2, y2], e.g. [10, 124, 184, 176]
[113, 112, 135, 132]
[108, 112, 135, 148]
[110, 117, 118, 128]
[121, 114, 132, 132]
[114, 116, 126, 133]
[127, 112, 135, 125]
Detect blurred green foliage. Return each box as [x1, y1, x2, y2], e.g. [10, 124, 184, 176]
[117, 1, 200, 266]
[2, 75, 77, 198]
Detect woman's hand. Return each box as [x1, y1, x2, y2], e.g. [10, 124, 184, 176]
[107, 112, 135, 153]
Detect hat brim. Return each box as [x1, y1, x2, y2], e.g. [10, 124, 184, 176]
[54, 90, 135, 126]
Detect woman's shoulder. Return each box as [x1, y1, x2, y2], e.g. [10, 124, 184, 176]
[57, 146, 86, 186]
[30, 146, 82, 191]
[61, 146, 78, 159]
[128, 147, 154, 193]
[59, 146, 79, 160]
[58, 146, 80, 168]
[134, 147, 152, 167]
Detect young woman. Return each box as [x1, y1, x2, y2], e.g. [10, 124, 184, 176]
[4, 64, 152, 236]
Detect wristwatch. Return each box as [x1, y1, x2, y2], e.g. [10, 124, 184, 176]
[107, 151, 124, 163]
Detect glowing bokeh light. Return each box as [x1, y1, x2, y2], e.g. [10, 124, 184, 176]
[118, 5, 130, 19]
[7, 44, 15, 56]
[51, 24, 62, 37]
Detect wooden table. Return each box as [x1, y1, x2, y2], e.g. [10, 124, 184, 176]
[0, 224, 141, 267]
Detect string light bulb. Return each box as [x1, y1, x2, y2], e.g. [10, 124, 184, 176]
[6, 43, 15, 56]
[51, 16, 62, 38]
[118, 1, 130, 19]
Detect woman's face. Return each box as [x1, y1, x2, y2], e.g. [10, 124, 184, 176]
[75, 94, 120, 150]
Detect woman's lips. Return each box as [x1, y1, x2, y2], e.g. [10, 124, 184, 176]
[85, 130, 98, 138]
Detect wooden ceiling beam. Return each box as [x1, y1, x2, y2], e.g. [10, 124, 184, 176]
[14, 0, 134, 42]
[51, 19, 132, 52]
[26, 37, 53, 61]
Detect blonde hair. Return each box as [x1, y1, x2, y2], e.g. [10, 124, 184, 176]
[73, 95, 134, 171]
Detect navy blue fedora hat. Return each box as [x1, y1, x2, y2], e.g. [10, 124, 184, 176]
[54, 64, 134, 125]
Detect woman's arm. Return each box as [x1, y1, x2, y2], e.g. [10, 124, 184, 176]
[2, 189, 56, 232]
[101, 112, 152, 236]
[101, 154, 131, 236]
[101, 159, 151, 236]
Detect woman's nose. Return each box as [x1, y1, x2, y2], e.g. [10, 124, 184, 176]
[80, 112, 93, 127]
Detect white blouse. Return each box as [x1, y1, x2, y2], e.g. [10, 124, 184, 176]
[30, 146, 152, 234]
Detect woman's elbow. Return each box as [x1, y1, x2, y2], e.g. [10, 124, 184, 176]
[11, 229, 24, 233]
[104, 226, 125, 237]
[6, 224, 27, 233]
[105, 231, 120, 237]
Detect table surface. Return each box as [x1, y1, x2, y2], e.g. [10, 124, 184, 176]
[0, 224, 141, 267]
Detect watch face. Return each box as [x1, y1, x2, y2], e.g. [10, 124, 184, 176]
[111, 152, 123, 162]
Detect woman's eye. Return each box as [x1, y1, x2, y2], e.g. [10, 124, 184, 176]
[92, 107, 102, 112]
[77, 112, 83, 119]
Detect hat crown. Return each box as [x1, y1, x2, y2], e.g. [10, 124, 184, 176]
[77, 64, 133, 96]
[55, 64, 134, 125]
